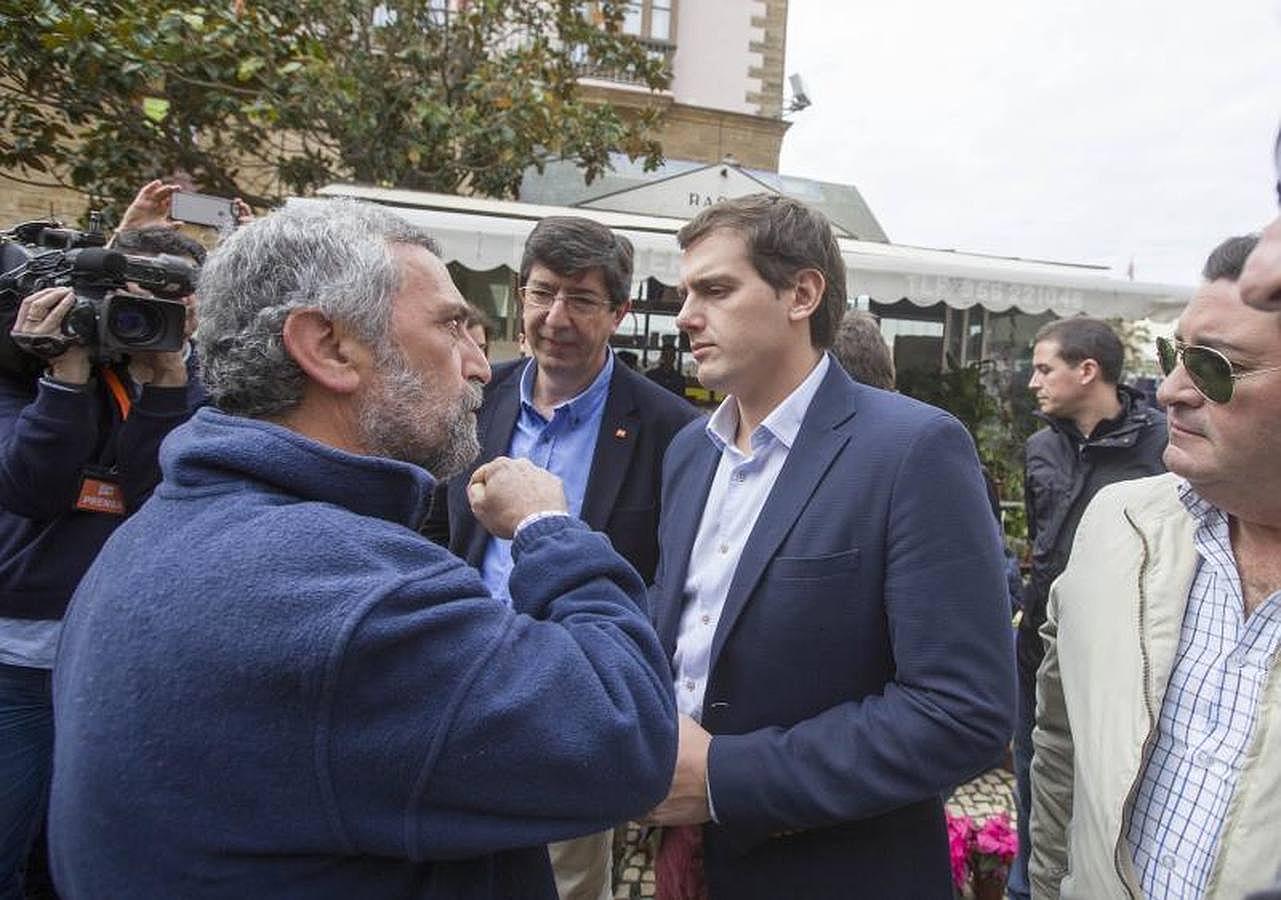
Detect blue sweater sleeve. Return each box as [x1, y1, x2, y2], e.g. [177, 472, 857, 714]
[0, 376, 103, 520]
[113, 383, 196, 511]
[0, 373, 196, 520]
[323, 517, 678, 860]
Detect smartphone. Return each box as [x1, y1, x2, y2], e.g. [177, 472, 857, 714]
[170, 192, 236, 228]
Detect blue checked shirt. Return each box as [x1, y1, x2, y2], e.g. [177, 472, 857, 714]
[1126, 482, 1281, 898]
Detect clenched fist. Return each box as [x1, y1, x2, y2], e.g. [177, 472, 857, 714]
[467, 456, 567, 539]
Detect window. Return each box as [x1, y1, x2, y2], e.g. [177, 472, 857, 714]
[649, 0, 671, 42]
[623, 2, 643, 35]
[618, 1, 675, 43]
[575, 0, 676, 85]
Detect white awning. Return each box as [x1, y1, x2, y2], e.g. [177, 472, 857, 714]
[301, 185, 1191, 321]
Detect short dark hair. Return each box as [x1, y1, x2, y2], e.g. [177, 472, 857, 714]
[676, 194, 847, 349]
[464, 305, 494, 337]
[1202, 234, 1260, 282]
[1033, 316, 1124, 385]
[832, 310, 895, 390]
[519, 216, 634, 306]
[114, 226, 207, 265]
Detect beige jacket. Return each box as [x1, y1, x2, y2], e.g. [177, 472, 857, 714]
[1029, 473, 1281, 899]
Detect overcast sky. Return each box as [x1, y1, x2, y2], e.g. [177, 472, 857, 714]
[779, 0, 1281, 287]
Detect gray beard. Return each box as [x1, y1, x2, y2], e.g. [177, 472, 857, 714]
[358, 349, 482, 479]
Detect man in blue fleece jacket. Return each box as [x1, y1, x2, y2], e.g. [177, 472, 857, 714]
[48, 201, 679, 899]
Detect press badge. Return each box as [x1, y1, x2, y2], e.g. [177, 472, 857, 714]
[75, 467, 126, 516]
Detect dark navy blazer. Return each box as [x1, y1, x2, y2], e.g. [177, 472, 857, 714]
[425, 358, 699, 584]
[650, 360, 1016, 899]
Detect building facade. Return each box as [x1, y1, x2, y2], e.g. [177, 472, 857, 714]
[578, 0, 792, 171]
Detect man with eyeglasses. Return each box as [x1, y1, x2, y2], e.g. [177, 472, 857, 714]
[424, 215, 697, 900]
[1030, 234, 1281, 900]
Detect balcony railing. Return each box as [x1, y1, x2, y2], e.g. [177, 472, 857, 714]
[574, 35, 674, 87]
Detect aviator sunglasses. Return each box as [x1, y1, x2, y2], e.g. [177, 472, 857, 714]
[1156, 336, 1281, 403]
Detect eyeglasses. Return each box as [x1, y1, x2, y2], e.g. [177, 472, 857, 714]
[1156, 336, 1281, 403]
[519, 285, 612, 316]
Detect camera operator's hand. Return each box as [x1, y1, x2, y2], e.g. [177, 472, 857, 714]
[11, 287, 90, 384]
[467, 457, 568, 540]
[128, 348, 188, 388]
[116, 180, 182, 233]
[232, 198, 255, 227]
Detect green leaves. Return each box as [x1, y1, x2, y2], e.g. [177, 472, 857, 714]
[236, 57, 266, 82]
[1, 0, 668, 219]
[141, 97, 170, 122]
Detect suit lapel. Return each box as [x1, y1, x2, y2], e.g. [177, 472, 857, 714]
[706, 366, 857, 675]
[580, 365, 640, 531]
[462, 366, 523, 565]
[656, 437, 721, 657]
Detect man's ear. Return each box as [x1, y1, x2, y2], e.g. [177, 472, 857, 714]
[1078, 358, 1101, 386]
[786, 268, 827, 324]
[281, 308, 368, 394]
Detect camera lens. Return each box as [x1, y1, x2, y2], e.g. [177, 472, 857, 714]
[106, 299, 161, 343]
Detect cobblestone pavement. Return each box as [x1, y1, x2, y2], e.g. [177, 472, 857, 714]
[946, 766, 1017, 822]
[612, 767, 1017, 899]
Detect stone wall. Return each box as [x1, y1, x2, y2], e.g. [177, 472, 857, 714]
[1, 173, 91, 230]
[656, 103, 788, 170]
[747, 0, 788, 119]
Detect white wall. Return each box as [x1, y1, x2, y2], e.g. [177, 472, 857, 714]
[669, 0, 764, 114]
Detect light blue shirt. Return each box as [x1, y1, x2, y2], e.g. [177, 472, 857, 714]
[673, 354, 830, 721]
[480, 353, 614, 604]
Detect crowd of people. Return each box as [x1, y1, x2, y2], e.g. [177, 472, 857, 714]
[0, 124, 1277, 900]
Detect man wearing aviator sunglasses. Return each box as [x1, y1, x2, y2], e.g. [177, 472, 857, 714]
[1156, 335, 1281, 404]
[1030, 233, 1281, 900]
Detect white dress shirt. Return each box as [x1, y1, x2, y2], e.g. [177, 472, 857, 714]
[672, 354, 830, 721]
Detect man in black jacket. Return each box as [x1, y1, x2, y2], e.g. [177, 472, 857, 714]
[1007, 316, 1167, 900]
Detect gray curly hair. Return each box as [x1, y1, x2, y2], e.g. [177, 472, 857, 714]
[195, 200, 440, 417]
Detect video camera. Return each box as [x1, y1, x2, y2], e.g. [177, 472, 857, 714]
[0, 218, 194, 372]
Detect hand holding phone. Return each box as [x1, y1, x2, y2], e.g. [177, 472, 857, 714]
[170, 192, 237, 229]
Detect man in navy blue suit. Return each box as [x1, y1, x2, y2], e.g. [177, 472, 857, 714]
[645, 194, 1015, 899]
[425, 215, 696, 900]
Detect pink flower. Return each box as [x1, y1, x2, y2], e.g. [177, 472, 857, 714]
[946, 812, 974, 889]
[974, 812, 1018, 863]
[971, 812, 1018, 881]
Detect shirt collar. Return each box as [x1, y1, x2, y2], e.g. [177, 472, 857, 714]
[704, 354, 830, 453]
[518, 351, 615, 426]
[1177, 479, 1218, 521]
[1177, 479, 1232, 545]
